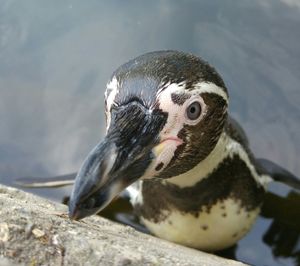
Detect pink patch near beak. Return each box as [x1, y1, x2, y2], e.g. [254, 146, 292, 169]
[160, 137, 183, 146]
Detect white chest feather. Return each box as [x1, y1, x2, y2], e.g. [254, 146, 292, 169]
[141, 199, 260, 251]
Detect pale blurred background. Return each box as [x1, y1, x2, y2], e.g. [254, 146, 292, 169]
[0, 1, 299, 265]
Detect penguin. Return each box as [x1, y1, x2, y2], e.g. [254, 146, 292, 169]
[16, 50, 300, 251]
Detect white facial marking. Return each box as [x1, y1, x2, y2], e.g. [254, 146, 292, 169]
[155, 80, 172, 100]
[193, 82, 229, 103]
[105, 76, 119, 130]
[157, 81, 227, 136]
[143, 138, 183, 178]
[141, 81, 227, 178]
[145, 81, 225, 176]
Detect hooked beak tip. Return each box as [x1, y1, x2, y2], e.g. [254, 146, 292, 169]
[68, 208, 85, 221]
[68, 201, 84, 221]
[68, 206, 78, 221]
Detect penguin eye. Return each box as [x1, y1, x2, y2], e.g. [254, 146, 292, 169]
[186, 101, 201, 120]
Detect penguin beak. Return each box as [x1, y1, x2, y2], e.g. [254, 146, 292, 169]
[69, 102, 167, 220]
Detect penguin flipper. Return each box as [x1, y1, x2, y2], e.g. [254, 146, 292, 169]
[256, 158, 300, 190]
[15, 173, 76, 188]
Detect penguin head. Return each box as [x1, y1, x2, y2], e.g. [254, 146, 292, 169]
[69, 51, 229, 220]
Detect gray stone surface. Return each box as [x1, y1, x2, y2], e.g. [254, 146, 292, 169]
[0, 185, 246, 266]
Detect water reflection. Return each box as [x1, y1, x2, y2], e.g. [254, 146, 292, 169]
[1, 1, 300, 265]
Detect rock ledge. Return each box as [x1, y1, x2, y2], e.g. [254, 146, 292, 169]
[0, 185, 246, 265]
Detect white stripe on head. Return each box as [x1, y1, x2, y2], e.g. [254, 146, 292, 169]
[157, 81, 228, 103]
[105, 76, 119, 130]
[193, 82, 228, 104]
[156, 81, 186, 99]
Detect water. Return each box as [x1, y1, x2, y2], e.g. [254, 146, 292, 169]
[1, 1, 300, 265]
